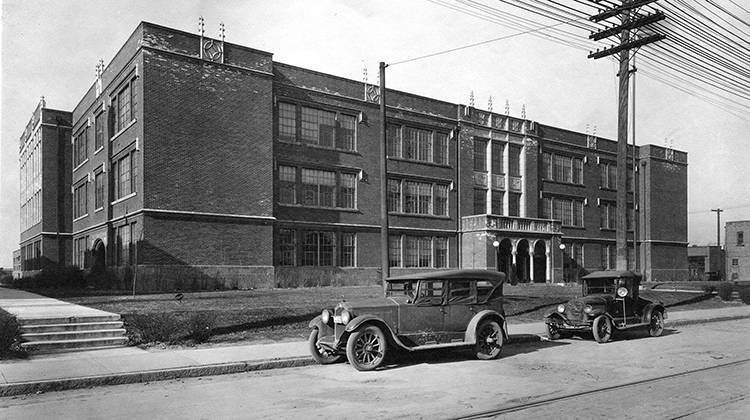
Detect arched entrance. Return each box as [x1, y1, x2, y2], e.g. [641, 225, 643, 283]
[92, 239, 106, 273]
[516, 240, 530, 283]
[533, 241, 547, 283]
[496, 239, 513, 280]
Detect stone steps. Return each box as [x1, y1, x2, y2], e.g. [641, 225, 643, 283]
[18, 315, 128, 354]
[21, 337, 129, 353]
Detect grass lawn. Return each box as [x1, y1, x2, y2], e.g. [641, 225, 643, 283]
[48, 282, 742, 347]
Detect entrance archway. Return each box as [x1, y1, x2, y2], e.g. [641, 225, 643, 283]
[92, 239, 106, 273]
[516, 240, 530, 283]
[496, 239, 513, 280]
[533, 241, 547, 283]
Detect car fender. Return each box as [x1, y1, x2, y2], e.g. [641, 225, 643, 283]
[642, 303, 666, 323]
[464, 310, 507, 343]
[545, 312, 566, 324]
[344, 314, 394, 334]
[309, 315, 324, 330]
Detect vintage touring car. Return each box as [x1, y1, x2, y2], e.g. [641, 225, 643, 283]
[308, 270, 508, 371]
[545, 270, 666, 343]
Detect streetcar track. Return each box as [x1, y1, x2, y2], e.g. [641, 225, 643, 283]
[450, 358, 750, 420]
[669, 394, 749, 419]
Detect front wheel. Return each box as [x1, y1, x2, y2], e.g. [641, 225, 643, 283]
[546, 321, 563, 340]
[346, 325, 388, 371]
[649, 311, 664, 337]
[592, 315, 612, 343]
[309, 329, 344, 365]
[475, 320, 504, 360]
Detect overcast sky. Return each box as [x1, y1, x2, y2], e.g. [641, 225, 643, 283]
[1, 0, 748, 267]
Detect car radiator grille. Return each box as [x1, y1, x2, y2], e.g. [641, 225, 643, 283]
[564, 301, 585, 321]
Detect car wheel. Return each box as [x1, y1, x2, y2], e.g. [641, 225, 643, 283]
[649, 311, 664, 337]
[546, 321, 562, 340]
[346, 324, 388, 371]
[592, 315, 612, 344]
[309, 329, 344, 365]
[475, 320, 503, 360]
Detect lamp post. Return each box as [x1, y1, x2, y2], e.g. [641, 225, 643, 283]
[493, 240, 500, 271]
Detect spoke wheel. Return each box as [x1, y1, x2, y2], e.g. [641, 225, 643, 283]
[346, 325, 387, 371]
[546, 321, 562, 340]
[592, 315, 612, 344]
[649, 311, 664, 337]
[308, 329, 344, 365]
[475, 320, 503, 360]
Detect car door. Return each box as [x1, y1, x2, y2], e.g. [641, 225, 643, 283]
[443, 279, 477, 342]
[398, 279, 446, 346]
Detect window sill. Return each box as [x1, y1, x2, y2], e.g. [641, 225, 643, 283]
[276, 138, 359, 155]
[94, 146, 104, 155]
[110, 119, 137, 142]
[73, 214, 89, 222]
[388, 157, 452, 169]
[542, 179, 585, 188]
[94, 207, 104, 213]
[73, 159, 90, 173]
[389, 212, 451, 220]
[111, 192, 136, 205]
[278, 203, 360, 213]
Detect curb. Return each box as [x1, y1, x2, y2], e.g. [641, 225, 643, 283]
[2, 313, 748, 397]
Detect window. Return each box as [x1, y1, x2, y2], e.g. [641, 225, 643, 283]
[541, 152, 552, 180]
[416, 280, 444, 305]
[542, 152, 583, 185]
[278, 102, 297, 140]
[435, 237, 448, 268]
[491, 142, 504, 174]
[389, 179, 448, 216]
[738, 231, 744, 246]
[278, 229, 296, 266]
[473, 188, 486, 215]
[116, 153, 131, 198]
[340, 232, 356, 267]
[405, 236, 432, 268]
[387, 124, 401, 158]
[474, 139, 487, 171]
[302, 169, 336, 207]
[508, 145, 522, 177]
[434, 132, 448, 165]
[279, 102, 356, 151]
[492, 191, 504, 215]
[302, 231, 334, 266]
[94, 171, 104, 209]
[448, 280, 473, 304]
[338, 173, 357, 209]
[278, 166, 296, 204]
[94, 112, 105, 150]
[74, 181, 88, 219]
[600, 162, 617, 189]
[115, 76, 137, 133]
[542, 196, 584, 227]
[74, 236, 88, 268]
[600, 202, 616, 230]
[388, 123, 448, 165]
[389, 235, 402, 267]
[508, 192, 521, 217]
[601, 244, 616, 270]
[732, 258, 739, 266]
[73, 127, 88, 167]
[116, 224, 131, 266]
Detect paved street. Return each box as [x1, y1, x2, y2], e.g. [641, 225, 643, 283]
[2, 319, 748, 419]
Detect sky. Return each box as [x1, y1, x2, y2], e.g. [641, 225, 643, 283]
[1, 0, 749, 267]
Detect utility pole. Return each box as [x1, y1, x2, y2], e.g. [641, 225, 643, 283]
[711, 208, 723, 248]
[379, 62, 390, 288]
[631, 56, 638, 272]
[588, 0, 665, 270]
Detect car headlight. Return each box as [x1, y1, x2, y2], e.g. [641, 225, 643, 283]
[321, 309, 331, 324]
[340, 310, 352, 325]
[557, 304, 565, 313]
[584, 305, 593, 314]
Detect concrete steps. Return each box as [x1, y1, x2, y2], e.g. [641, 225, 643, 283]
[18, 316, 128, 354]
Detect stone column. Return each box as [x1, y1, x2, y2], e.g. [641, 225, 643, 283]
[528, 248, 535, 282]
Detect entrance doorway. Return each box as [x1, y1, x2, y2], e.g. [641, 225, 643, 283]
[533, 241, 547, 283]
[92, 240, 106, 273]
[516, 240, 530, 283]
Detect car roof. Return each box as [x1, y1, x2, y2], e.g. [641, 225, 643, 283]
[386, 269, 506, 284]
[581, 270, 641, 280]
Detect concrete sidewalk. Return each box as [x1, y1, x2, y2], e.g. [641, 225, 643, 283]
[2, 305, 749, 397]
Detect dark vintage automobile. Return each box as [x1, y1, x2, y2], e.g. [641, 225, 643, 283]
[308, 269, 508, 371]
[545, 270, 666, 343]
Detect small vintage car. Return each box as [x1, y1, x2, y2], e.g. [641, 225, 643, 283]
[545, 270, 666, 343]
[309, 269, 508, 371]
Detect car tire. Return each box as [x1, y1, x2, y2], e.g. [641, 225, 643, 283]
[475, 319, 503, 360]
[546, 321, 563, 340]
[309, 328, 344, 365]
[648, 311, 664, 337]
[346, 324, 388, 371]
[592, 315, 612, 344]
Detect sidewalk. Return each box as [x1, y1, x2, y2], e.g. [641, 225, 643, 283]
[2, 305, 750, 397]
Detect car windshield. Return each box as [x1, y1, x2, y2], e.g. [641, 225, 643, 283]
[385, 280, 415, 298]
[583, 278, 617, 295]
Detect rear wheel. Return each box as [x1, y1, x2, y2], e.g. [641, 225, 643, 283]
[475, 320, 503, 360]
[309, 329, 344, 365]
[592, 315, 612, 343]
[649, 311, 664, 337]
[346, 325, 388, 371]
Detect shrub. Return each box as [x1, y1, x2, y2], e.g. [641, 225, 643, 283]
[0, 309, 28, 359]
[187, 312, 216, 343]
[739, 287, 750, 305]
[125, 313, 182, 345]
[717, 283, 734, 301]
[8, 266, 84, 290]
[702, 284, 717, 294]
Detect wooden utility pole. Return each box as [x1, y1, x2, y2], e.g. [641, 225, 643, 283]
[379, 62, 390, 286]
[588, 0, 665, 270]
[711, 208, 723, 247]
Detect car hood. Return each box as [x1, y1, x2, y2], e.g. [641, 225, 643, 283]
[572, 294, 616, 306]
[335, 297, 399, 312]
